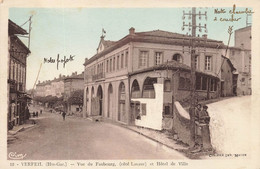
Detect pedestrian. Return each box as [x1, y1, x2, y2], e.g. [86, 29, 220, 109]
[195, 104, 202, 122]
[36, 111, 39, 118]
[40, 109, 42, 114]
[199, 105, 210, 124]
[33, 112, 35, 117]
[62, 111, 66, 121]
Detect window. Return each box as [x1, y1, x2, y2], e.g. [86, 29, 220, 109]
[125, 51, 128, 67]
[139, 51, 148, 68]
[178, 76, 190, 90]
[12, 60, 15, 80]
[205, 56, 212, 71]
[106, 60, 109, 72]
[164, 80, 171, 92]
[249, 56, 251, 73]
[110, 58, 112, 72]
[195, 55, 199, 69]
[10, 60, 13, 80]
[141, 103, 146, 115]
[121, 53, 124, 68]
[179, 77, 185, 89]
[155, 52, 163, 65]
[113, 57, 115, 71]
[172, 53, 182, 63]
[202, 77, 207, 90]
[164, 105, 171, 116]
[196, 75, 202, 90]
[210, 79, 214, 91]
[117, 55, 120, 69]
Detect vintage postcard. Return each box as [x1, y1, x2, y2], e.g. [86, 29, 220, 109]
[0, 0, 259, 168]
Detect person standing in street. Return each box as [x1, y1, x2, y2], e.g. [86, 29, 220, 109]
[62, 111, 66, 121]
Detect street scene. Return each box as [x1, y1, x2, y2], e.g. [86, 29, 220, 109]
[8, 105, 187, 160]
[7, 6, 253, 160]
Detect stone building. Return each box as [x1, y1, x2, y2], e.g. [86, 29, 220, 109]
[226, 26, 251, 96]
[35, 74, 65, 98]
[63, 72, 84, 115]
[220, 55, 237, 97]
[8, 20, 31, 129]
[83, 27, 227, 143]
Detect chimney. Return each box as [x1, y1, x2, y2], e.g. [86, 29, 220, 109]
[202, 34, 207, 39]
[129, 27, 135, 35]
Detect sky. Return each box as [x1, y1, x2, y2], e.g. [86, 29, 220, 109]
[9, 7, 252, 90]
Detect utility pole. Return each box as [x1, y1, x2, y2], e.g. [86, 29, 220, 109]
[182, 7, 207, 147]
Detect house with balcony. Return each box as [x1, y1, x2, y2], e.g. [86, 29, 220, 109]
[83, 27, 227, 145]
[8, 20, 31, 129]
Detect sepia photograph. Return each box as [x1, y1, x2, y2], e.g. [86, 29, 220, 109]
[1, 0, 259, 168]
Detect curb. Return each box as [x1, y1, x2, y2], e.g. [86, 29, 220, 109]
[101, 118, 188, 153]
[8, 120, 36, 135]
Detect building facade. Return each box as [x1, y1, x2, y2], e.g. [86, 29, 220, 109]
[35, 74, 65, 98]
[64, 72, 84, 115]
[224, 26, 252, 96]
[220, 55, 237, 97]
[8, 20, 31, 129]
[83, 28, 226, 133]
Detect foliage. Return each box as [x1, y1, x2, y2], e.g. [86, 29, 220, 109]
[68, 89, 84, 106]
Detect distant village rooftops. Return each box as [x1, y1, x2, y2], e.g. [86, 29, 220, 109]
[84, 28, 225, 66]
[37, 71, 83, 86]
[64, 72, 84, 80]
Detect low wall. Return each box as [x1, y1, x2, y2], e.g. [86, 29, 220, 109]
[173, 102, 192, 145]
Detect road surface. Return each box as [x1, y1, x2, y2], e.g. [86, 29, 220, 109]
[8, 108, 187, 160]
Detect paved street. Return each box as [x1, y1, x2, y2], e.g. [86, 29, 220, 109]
[8, 107, 187, 160]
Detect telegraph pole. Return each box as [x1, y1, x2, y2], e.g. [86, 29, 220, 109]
[182, 7, 207, 147]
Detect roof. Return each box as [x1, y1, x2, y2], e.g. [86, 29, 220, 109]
[221, 55, 236, 71]
[235, 26, 251, 32]
[64, 73, 84, 80]
[228, 46, 251, 51]
[103, 40, 116, 48]
[9, 19, 28, 35]
[84, 29, 225, 66]
[129, 60, 219, 79]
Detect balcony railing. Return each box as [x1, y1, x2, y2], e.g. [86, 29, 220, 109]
[92, 72, 105, 81]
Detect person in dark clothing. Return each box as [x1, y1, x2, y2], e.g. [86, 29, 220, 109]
[199, 105, 210, 124]
[195, 104, 202, 122]
[62, 111, 66, 121]
[40, 109, 42, 114]
[36, 111, 39, 118]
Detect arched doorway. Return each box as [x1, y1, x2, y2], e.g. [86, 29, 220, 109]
[97, 85, 103, 116]
[131, 79, 140, 98]
[118, 82, 126, 122]
[143, 77, 157, 98]
[91, 87, 95, 115]
[86, 88, 89, 115]
[107, 84, 113, 118]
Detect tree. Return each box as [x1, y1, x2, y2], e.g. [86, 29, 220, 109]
[68, 89, 84, 107]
